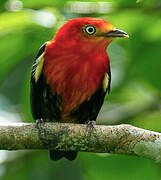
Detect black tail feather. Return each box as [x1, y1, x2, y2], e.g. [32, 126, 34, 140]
[49, 150, 77, 161]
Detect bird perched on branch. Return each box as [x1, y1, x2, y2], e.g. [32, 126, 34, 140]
[30, 17, 129, 161]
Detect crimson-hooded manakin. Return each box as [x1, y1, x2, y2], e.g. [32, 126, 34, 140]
[30, 17, 129, 161]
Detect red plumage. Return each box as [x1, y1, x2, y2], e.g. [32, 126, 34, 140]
[43, 18, 112, 118]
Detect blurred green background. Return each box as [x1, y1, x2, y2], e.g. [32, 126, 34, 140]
[0, 0, 161, 179]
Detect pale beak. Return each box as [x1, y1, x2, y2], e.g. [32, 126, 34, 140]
[106, 29, 129, 38]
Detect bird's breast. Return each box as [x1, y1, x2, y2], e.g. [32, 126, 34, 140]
[43, 49, 108, 117]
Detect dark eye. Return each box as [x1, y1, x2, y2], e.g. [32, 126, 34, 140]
[85, 25, 96, 35]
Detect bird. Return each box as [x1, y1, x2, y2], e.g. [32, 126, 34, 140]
[30, 17, 129, 161]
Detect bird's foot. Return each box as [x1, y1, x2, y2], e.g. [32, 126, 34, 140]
[86, 120, 96, 134]
[35, 118, 45, 129]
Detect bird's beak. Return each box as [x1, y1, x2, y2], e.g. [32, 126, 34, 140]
[106, 29, 129, 38]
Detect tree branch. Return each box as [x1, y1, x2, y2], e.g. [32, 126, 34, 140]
[0, 123, 161, 163]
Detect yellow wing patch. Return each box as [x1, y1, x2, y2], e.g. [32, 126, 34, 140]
[102, 73, 109, 92]
[34, 53, 44, 82]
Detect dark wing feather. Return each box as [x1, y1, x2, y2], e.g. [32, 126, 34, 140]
[30, 42, 61, 121]
[30, 42, 47, 120]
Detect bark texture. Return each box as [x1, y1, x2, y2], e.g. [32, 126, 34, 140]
[0, 123, 160, 163]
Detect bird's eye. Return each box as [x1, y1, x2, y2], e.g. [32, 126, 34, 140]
[85, 25, 96, 35]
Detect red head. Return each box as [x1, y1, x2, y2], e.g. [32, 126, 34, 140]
[53, 17, 128, 52]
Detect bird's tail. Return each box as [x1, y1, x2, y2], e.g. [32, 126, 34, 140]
[49, 150, 77, 161]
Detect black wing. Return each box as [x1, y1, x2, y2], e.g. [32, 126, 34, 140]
[30, 42, 61, 121]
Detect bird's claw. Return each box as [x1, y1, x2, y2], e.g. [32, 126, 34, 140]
[86, 120, 96, 134]
[35, 118, 45, 129]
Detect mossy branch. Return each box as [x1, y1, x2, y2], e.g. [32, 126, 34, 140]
[0, 123, 161, 163]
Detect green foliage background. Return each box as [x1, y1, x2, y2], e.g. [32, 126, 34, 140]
[0, 0, 161, 179]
